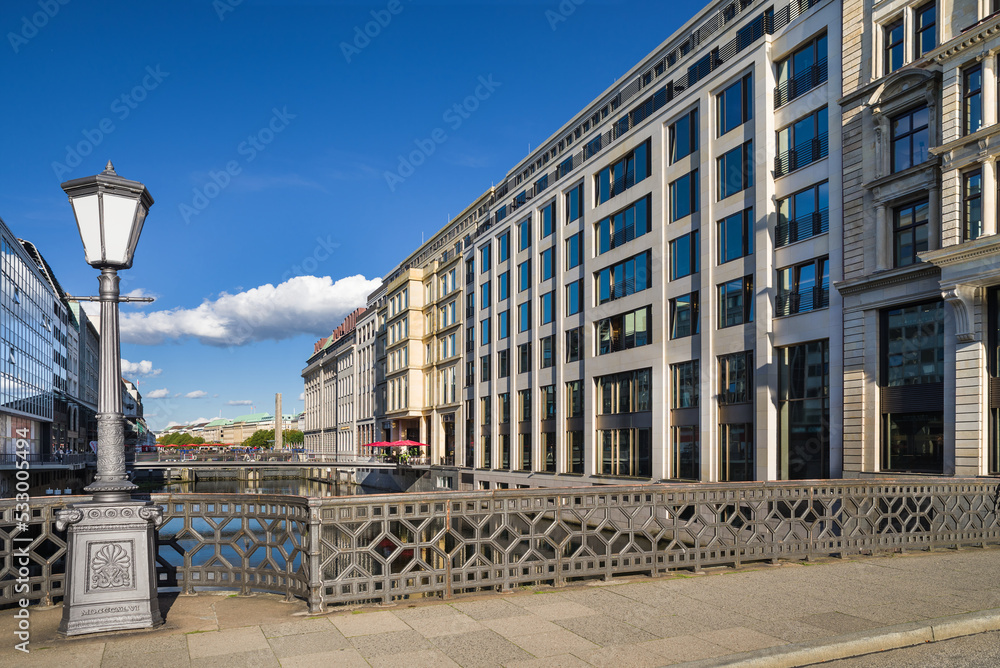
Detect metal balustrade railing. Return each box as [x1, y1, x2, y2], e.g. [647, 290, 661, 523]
[776, 209, 830, 247]
[774, 59, 828, 108]
[776, 285, 830, 316]
[4, 480, 999, 612]
[0, 453, 96, 467]
[775, 133, 829, 177]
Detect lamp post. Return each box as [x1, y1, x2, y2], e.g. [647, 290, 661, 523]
[55, 162, 163, 636]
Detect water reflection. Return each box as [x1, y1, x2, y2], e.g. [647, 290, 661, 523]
[148, 477, 380, 497]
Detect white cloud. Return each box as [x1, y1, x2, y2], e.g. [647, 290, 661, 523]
[121, 358, 162, 377]
[227, 399, 253, 406]
[147, 388, 170, 399]
[298, 392, 305, 401]
[185, 390, 208, 398]
[118, 274, 380, 347]
[124, 288, 157, 305]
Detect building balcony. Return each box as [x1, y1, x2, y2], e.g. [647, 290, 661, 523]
[774, 59, 828, 108]
[776, 285, 830, 317]
[774, 133, 828, 178]
[776, 209, 829, 247]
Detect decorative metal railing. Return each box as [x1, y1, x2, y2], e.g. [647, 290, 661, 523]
[0, 453, 96, 467]
[776, 209, 830, 247]
[776, 285, 830, 316]
[775, 133, 829, 177]
[774, 59, 828, 108]
[3, 480, 1000, 612]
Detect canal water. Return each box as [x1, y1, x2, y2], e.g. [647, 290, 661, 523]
[144, 476, 382, 497]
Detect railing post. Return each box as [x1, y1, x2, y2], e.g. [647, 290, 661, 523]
[306, 498, 325, 614]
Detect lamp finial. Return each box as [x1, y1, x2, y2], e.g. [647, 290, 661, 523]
[103, 161, 116, 175]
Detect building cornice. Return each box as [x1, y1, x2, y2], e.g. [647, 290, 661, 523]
[929, 13, 1000, 63]
[920, 235, 1000, 268]
[835, 265, 941, 296]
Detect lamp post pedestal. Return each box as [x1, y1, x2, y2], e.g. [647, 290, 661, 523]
[56, 500, 163, 636]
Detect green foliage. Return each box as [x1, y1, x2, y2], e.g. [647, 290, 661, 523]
[156, 432, 206, 446]
[285, 429, 304, 444]
[242, 429, 274, 449]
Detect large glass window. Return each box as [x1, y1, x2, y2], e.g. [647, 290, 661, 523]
[566, 327, 582, 362]
[596, 306, 651, 355]
[597, 368, 651, 414]
[566, 184, 583, 223]
[597, 195, 651, 254]
[670, 170, 699, 222]
[598, 428, 651, 478]
[543, 431, 556, 472]
[540, 248, 555, 281]
[518, 389, 532, 422]
[566, 280, 583, 315]
[778, 340, 829, 479]
[719, 351, 753, 404]
[518, 300, 531, 332]
[498, 310, 509, 339]
[566, 380, 583, 417]
[517, 342, 531, 373]
[598, 250, 651, 303]
[498, 271, 509, 302]
[776, 109, 828, 176]
[669, 232, 699, 280]
[670, 108, 699, 163]
[596, 139, 650, 204]
[497, 350, 509, 378]
[964, 63, 983, 136]
[671, 360, 699, 408]
[567, 431, 584, 474]
[670, 292, 699, 339]
[541, 335, 555, 368]
[717, 72, 753, 136]
[520, 433, 532, 471]
[566, 232, 583, 269]
[777, 257, 829, 316]
[518, 219, 531, 251]
[480, 243, 491, 273]
[884, 19, 904, 74]
[964, 169, 983, 241]
[540, 384, 555, 420]
[480, 281, 490, 310]
[498, 231, 510, 263]
[718, 276, 754, 328]
[720, 424, 754, 481]
[518, 260, 531, 292]
[718, 208, 753, 262]
[672, 426, 699, 480]
[775, 34, 827, 107]
[890, 106, 929, 173]
[541, 291, 555, 324]
[480, 318, 490, 345]
[540, 202, 555, 239]
[915, 3, 935, 58]
[893, 200, 929, 268]
[777, 182, 828, 247]
[718, 141, 754, 200]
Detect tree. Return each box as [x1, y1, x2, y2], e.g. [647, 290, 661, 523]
[243, 429, 274, 449]
[285, 430, 304, 445]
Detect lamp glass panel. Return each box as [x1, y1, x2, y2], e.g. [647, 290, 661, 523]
[71, 194, 103, 265]
[127, 204, 148, 262]
[102, 194, 139, 265]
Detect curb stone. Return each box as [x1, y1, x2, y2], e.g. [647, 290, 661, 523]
[669, 608, 1000, 668]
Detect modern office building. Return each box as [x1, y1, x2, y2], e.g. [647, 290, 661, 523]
[839, 0, 1000, 476]
[355, 306, 379, 448]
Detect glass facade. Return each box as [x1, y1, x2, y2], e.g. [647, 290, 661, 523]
[778, 340, 829, 479]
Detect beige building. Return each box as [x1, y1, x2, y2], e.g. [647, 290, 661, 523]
[839, 0, 1000, 475]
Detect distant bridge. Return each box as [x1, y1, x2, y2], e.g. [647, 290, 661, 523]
[131, 453, 404, 472]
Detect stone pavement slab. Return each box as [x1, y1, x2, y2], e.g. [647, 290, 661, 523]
[2, 547, 1000, 667]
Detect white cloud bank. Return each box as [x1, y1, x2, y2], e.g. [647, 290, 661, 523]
[185, 390, 208, 398]
[121, 359, 162, 377]
[147, 388, 170, 399]
[119, 274, 380, 346]
[227, 399, 253, 406]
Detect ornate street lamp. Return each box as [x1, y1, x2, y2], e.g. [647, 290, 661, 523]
[55, 162, 163, 635]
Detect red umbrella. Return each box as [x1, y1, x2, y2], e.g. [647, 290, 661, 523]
[361, 441, 395, 448]
[389, 440, 428, 448]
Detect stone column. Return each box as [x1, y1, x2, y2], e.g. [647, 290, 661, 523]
[981, 158, 997, 237]
[274, 393, 283, 450]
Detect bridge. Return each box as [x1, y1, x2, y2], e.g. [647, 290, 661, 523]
[132, 452, 402, 470]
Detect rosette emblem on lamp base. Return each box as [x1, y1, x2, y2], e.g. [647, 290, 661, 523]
[55, 162, 163, 636]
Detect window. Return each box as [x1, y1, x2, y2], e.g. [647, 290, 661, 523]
[518, 342, 531, 373]
[777, 182, 828, 246]
[598, 428, 651, 477]
[498, 231, 510, 263]
[541, 335, 555, 368]
[669, 108, 699, 163]
[541, 202, 555, 238]
[893, 200, 929, 267]
[519, 433, 532, 471]
[566, 280, 583, 315]
[718, 140, 753, 199]
[775, 34, 828, 107]
[497, 349, 509, 378]
[567, 431, 584, 474]
[670, 170, 699, 221]
[597, 195, 651, 254]
[670, 292, 699, 339]
[499, 433, 510, 469]
[777, 257, 829, 316]
[669, 231, 699, 280]
[671, 360, 699, 409]
[718, 208, 754, 262]
[566, 327, 582, 362]
[717, 72, 753, 136]
[540, 248, 555, 281]
[518, 389, 532, 421]
[596, 139, 650, 204]
[496, 204, 508, 222]
[466, 259, 474, 284]
[778, 340, 829, 479]
[881, 301, 945, 473]
[718, 276, 754, 328]
[480, 318, 490, 345]
[518, 300, 531, 332]
[884, 19, 904, 74]
[541, 291, 555, 324]
[498, 310, 510, 339]
[480, 243, 490, 273]
[566, 380, 583, 417]
[517, 260, 531, 292]
[596, 305, 651, 355]
[566, 184, 583, 223]
[566, 232, 583, 269]
[499, 392, 510, 423]
[518, 219, 531, 251]
[597, 368, 651, 414]
[480, 282, 490, 309]
[597, 250, 651, 303]
[720, 424, 754, 481]
[964, 64, 983, 136]
[543, 431, 556, 472]
[466, 361, 474, 387]
[481, 355, 490, 382]
[964, 169, 983, 241]
[719, 351, 753, 404]
[776, 110, 827, 176]
[466, 326, 474, 352]
[541, 385, 555, 419]
[915, 3, 936, 58]
[672, 426, 700, 480]
[498, 271, 509, 301]
[890, 106, 929, 173]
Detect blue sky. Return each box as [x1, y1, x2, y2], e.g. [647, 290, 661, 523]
[0, 0, 702, 430]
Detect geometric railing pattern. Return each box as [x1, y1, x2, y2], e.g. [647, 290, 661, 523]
[2, 480, 999, 611]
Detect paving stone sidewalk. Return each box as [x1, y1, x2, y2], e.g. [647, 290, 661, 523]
[3, 548, 999, 667]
